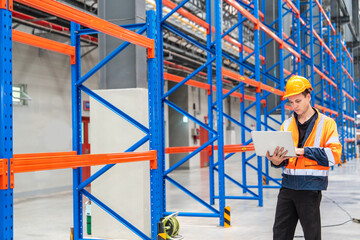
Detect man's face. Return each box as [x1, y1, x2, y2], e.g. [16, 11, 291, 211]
[287, 92, 311, 116]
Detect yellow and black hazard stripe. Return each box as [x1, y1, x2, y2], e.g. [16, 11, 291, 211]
[224, 206, 231, 228]
[157, 233, 167, 240]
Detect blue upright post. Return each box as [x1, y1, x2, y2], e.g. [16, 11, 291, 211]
[309, 0, 315, 105]
[207, 0, 216, 205]
[344, 53, 349, 160]
[147, 10, 164, 239]
[291, 10, 297, 73]
[338, 33, 345, 163]
[327, 19, 333, 112]
[332, 24, 337, 115]
[214, 0, 225, 226]
[0, 4, 13, 239]
[278, 0, 285, 123]
[71, 22, 83, 240]
[296, 0, 301, 75]
[254, 0, 263, 207]
[262, 0, 269, 185]
[319, 0, 324, 107]
[238, 11, 247, 193]
[155, 0, 167, 219]
[351, 54, 355, 159]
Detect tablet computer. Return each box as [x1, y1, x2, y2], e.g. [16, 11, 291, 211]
[251, 131, 296, 157]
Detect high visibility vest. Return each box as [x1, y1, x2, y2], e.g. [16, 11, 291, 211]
[280, 108, 342, 190]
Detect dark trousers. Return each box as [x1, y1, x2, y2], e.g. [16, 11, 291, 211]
[273, 187, 322, 240]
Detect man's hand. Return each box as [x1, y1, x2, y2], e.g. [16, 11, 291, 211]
[266, 146, 288, 166]
[295, 148, 304, 156]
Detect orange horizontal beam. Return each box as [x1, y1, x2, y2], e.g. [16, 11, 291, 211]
[282, 0, 336, 61]
[165, 146, 210, 154]
[341, 41, 353, 62]
[223, 68, 259, 87]
[314, 0, 336, 34]
[341, 65, 354, 83]
[223, 68, 285, 97]
[239, 0, 264, 21]
[302, 49, 311, 59]
[344, 138, 356, 143]
[283, 0, 300, 17]
[342, 90, 355, 102]
[313, 66, 337, 89]
[164, 72, 210, 91]
[0, 0, 8, 9]
[13, 30, 76, 63]
[225, 0, 301, 61]
[16, 0, 154, 56]
[163, 0, 266, 62]
[164, 72, 265, 104]
[314, 104, 338, 116]
[0, 158, 9, 189]
[312, 30, 336, 61]
[163, 0, 209, 31]
[165, 144, 255, 154]
[223, 144, 255, 153]
[164, 60, 232, 85]
[284, 68, 292, 76]
[11, 151, 157, 174]
[344, 114, 355, 122]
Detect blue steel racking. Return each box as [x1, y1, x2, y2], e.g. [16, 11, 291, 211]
[156, 0, 299, 226]
[72, 11, 161, 239]
[155, 0, 357, 229]
[0, 0, 358, 239]
[156, 0, 226, 225]
[335, 34, 356, 162]
[0, 0, 163, 239]
[0, 1, 14, 239]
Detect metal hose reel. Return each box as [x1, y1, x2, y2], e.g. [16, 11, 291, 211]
[161, 213, 183, 240]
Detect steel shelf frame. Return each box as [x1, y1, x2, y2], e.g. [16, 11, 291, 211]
[334, 33, 356, 162]
[1, 0, 357, 239]
[156, 0, 226, 225]
[0, 0, 162, 239]
[156, 0, 298, 226]
[222, 0, 303, 208]
[157, 1, 356, 228]
[290, 0, 356, 163]
[297, 0, 337, 111]
[0, 1, 14, 239]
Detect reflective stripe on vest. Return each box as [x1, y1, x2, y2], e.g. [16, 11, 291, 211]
[313, 114, 326, 147]
[326, 136, 339, 145]
[324, 148, 336, 166]
[283, 116, 293, 132]
[283, 168, 329, 177]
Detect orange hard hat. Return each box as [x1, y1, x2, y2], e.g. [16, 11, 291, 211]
[284, 75, 313, 98]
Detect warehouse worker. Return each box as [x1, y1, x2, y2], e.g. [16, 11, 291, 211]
[266, 75, 342, 240]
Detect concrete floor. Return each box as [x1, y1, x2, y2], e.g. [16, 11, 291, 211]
[14, 158, 360, 239]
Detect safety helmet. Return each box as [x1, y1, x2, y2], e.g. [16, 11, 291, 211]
[284, 75, 313, 98]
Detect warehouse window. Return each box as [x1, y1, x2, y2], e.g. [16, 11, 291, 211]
[13, 84, 31, 105]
